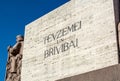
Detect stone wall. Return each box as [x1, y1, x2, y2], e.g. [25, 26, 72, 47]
[21, 0, 119, 81]
[57, 64, 120, 81]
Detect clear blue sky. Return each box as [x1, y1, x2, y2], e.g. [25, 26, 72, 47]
[0, 0, 69, 80]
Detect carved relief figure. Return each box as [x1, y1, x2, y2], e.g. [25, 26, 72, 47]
[6, 35, 24, 81]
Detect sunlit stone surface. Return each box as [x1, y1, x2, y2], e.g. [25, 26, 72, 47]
[21, 0, 119, 81]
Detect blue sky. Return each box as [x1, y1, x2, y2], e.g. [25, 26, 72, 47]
[0, 0, 69, 80]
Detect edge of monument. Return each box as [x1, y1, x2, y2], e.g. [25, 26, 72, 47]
[57, 64, 120, 81]
[25, 1, 70, 28]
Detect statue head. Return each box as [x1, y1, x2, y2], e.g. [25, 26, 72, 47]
[16, 35, 24, 42]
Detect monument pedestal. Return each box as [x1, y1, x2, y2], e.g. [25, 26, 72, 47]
[57, 64, 120, 81]
[21, 0, 120, 81]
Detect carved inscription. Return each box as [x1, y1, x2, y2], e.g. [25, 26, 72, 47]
[44, 21, 81, 59]
[44, 38, 78, 58]
[44, 21, 81, 44]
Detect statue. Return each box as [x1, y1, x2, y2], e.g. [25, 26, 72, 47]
[5, 35, 24, 81]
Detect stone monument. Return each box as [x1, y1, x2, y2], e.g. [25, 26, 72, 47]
[4, 0, 119, 81]
[5, 35, 24, 81]
[21, 0, 120, 81]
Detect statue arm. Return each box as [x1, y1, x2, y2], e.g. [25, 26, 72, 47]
[9, 42, 21, 55]
[13, 42, 21, 50]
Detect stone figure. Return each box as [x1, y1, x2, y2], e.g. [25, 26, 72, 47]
[5, 35, 24, 81]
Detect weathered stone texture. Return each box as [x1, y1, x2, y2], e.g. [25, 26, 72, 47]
[21, 0, 119, 81]
[57, 64, 120, 81]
